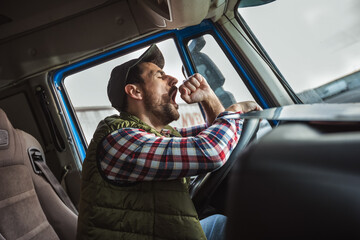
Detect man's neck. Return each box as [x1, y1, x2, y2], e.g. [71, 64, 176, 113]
[126, 110, 166, 132]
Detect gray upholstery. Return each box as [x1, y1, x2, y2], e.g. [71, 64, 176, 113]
[0, 108, 77, 240]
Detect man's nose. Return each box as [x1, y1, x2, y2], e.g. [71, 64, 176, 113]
[166, 75, 178, 87]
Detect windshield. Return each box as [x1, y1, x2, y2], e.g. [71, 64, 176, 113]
[237, 0, 360, 104]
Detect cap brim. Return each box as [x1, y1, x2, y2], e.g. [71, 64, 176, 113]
[124, 44, 165, 82]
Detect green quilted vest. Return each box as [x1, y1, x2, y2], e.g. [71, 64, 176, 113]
[77, 112, 206, 240]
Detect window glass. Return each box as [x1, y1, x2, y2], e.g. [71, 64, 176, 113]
[187, 34, 271, 138]
[64, 39, 204, 144]
[187, 34, 255, 108]
[238, 0, 360, 104]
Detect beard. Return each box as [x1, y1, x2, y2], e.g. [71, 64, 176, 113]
[143, 90, 180, 126]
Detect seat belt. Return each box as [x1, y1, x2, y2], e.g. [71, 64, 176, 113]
[28, 147, 78, 215]
[0, 233, 5, 240]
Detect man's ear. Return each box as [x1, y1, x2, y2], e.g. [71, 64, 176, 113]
[124, 84, 143, 100]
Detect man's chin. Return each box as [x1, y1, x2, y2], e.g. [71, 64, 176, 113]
[171, 108, 180, 121]
[174, 112, 180, 121]
[169, 105, 180, 122]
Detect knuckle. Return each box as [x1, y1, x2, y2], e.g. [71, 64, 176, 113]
[193, 73, 201, 80]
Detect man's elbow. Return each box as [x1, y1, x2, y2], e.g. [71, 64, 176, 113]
[211, 157, 226, 171]
[201, 146, 229, 171]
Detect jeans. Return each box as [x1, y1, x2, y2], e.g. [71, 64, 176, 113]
[200, 214, 227, 240]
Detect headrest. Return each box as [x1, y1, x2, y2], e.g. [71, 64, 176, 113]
[0, 109, 12, 150]
[0, 108, 23, 166]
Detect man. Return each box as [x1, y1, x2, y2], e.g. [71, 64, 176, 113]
[77, 44, 261, 240]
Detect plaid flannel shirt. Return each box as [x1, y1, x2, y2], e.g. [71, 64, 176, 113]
[99, 111, 243, 182]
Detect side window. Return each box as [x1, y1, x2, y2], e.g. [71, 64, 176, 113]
[187, 34, 255, 108]
[237, 0, 360, 104]
[64, 38, 204, 144]
[187, 34, 271, 138]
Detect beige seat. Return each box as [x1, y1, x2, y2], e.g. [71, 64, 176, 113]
[0, 108, 77, 240]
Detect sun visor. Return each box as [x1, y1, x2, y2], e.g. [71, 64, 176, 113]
[130, 0, 211, 29]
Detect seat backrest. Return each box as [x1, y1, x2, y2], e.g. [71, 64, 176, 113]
[0, 108, 77, 240]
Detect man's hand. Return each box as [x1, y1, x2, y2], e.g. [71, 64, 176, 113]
[179, 73, 214, 104]
[179, 73, 224, 124]
[225, 101, 262, 113]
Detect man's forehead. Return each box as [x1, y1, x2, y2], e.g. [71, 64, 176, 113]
[139, 62, 163, 76]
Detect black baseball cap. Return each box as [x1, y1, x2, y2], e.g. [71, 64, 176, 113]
[107, 44, 165, 110]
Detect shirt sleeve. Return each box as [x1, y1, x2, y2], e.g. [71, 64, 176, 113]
[174, 123, 208, 137]
[99, 111, 243, 182]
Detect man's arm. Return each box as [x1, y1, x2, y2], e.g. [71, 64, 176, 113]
[174, 123, 208, 138]
[179, 73, 224, 124]
[99, 111, 242, 182]
[175, 100, 262, 137]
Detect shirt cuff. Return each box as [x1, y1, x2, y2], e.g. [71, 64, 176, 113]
[216, 111, 243, 120]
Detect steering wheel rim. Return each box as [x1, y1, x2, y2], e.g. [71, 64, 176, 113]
[189, 118, 261, 211]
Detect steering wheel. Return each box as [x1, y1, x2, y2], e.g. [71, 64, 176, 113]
[189, 118, 261, 212]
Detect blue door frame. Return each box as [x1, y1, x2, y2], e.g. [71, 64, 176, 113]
[52, 19, 267, 162]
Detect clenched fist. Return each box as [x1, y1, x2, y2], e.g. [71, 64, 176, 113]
[179, 73, 215, 104]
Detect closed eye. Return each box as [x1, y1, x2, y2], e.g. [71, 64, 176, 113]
[155, 70, 165, 79]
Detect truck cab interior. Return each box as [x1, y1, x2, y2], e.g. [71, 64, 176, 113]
[1, 0, 360, 239]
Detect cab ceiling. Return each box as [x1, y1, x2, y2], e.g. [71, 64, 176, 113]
[0, 0, 230, 88]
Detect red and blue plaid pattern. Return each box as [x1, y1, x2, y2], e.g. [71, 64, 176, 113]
[99, 112, 243, 182]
